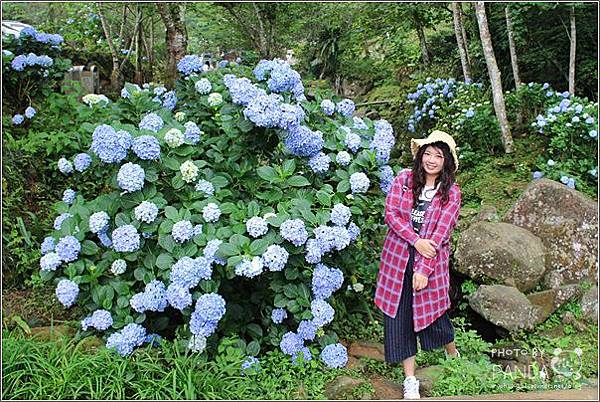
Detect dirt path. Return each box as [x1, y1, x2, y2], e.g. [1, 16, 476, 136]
[424, 386, 598, 400]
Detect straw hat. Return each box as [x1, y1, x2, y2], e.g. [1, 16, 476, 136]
[410, 130, 459, 171]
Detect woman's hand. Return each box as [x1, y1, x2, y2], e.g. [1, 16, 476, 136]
[415, 239, 438, 259]
[413, 273, 428, 291]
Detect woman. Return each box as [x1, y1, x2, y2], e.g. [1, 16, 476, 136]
[375, 130, 462, 400]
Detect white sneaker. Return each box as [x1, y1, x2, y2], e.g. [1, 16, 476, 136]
[403, 375, 420, 399]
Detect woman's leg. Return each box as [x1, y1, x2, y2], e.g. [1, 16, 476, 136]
[444, 341, 459, 356]
[402, 355, 417, 377]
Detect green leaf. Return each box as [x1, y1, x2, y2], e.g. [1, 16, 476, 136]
[217, 243, 239, 258]
[274, 294, 288, 308]
[337, 180, 350, 193]
[171, 175, 185, 190]
[282, 159, 296, 176]
[162, 156, 181, 171]
[164, 206, 179, 220]
[249, 238, 269, 255]
[134, 267, 146, 281]
[287, 175, 311, 187]
[156, 253, 174, 270]
[245, 323, 263, 339]
[246, 340, 260, 356]
[256, 166, 278, 182]
[316, 190, 332, 207]
[284, 266, 299, 281]
[81, 240, 100, 256]
[229, 234, 250, 249]
[158, 233, 175, 252]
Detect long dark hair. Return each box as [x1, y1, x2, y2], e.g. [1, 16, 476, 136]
[412, 141, 456, 207]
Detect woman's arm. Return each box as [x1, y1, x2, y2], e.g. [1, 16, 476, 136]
[384, 170, 421, 246]
[414, 187, 461, 278]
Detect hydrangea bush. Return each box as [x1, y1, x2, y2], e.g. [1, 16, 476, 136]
[39, 58, 396, 366]
[2, 26, 71, 115]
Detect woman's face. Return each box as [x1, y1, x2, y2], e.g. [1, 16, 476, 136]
[421, 145, 445, 176]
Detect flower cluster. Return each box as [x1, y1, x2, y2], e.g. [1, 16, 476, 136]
[311, 264, 344, 300]
[91, 124, 131, 164]
[177, 55, 203, 76]
[172, 220, 193, 243]
[336, 99, 355, 118]
[58, 157, 73, 175]
[280, 219, 308, 246]
[262, 244, 289, 271]
[81, 309, 113, 331]
[112, 225, 140, 252]
[370, 119, 395, 165]
[195, 179, 214, 196]
[195, 78, 212, 94]
[73, 153, 92, 172]
[189, 293, 226, 338]
[320, 343, 348, 368]
[62, 189, 76, 205]
[349, 172, 370, 193]
[308, 152, 330, 174]
[111, 259, 127, 275]
[55, 279, 79, 307]
[180, 160, 199, 183]
[271, 308, 288, 324]
[117, 162, 145, 192]
[330, 203, 351, 227]
[89, 211, 110, 233]
[164, 128, 184, 148]
[139, 113, 164, 133]
[11, 53, 54, 71]
[184, 121, 202, 144]
[134, 201, 159, 223]
[82, 94, 110, 107]
[246, 216, 269, 238]
[170, 256, 212, 289]
[202, 203, 221, 222]
[55, 235, 81, 262]
[106, 323, 147, 356]
[132, 135, 161, 160]
[130, 280, 168, 313]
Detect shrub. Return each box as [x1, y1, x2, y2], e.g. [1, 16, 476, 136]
[37, 58, 398, 364]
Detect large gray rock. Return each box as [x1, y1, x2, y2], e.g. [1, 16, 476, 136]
[503, 179, 598, 287]
[455, 221, 546, 292]
[580, 286, 598, 323]
[526, 284, 581, 324]
[469, 285, 539, 332]
[324, 376, 365, 400]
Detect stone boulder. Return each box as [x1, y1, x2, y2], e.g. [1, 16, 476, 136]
[455, 221, 546, 292]
[526, 284, 582, 324]
[580, 286, 598, 323]
[468, 285, 539, 332]
[503, 179, 598, 287]
[347, 340, 385, 362]
[324, 376, 366, 400]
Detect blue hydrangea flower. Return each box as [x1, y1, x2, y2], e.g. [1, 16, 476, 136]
[73, 153, 92, 172]
[111, 259, 127, 275]
[161, 90, 177, 111]
[12, 114, 24, 125]
[53, 213, 72, 231]
[130, 280, 168, 313]
[350, 172, 370, 194]
[40, 252, 61, 271]
[278, 103, 305, 131]
[353, 116, 368, 130]
[280, 331, 303, 355]
[224, 75, 262, 106]
[194, 293, 226, 323]
[280, 219, 308, 246]
[132, 135, 161, 160]
[320, 343, 348, 368]
[172, 220, 193, 243]
[91, 125, 131, 164]
[297, 320, 318, 341]
[106, 323, 146, 356]
[166, 283, 193, 310]
[189, 314, 219, 337]
[585, 117, 595, 124]
[112, 225, 140, 252]
[154, 86, 167, 96]
[465, 109, 475, 118]
[590, 130, 598, 139]
[195, 179, 214, 196]
[330, 204, 351, 227]
[348, 222, 361, 242]
[55, 279, 79, 307]
[532, 171, 544, 180]
[311, 299, 335, 327]
[305, 238, 323, 264]
[55, 236, 81, 263]
[321, 99, 335, 115]
[292, 347, 313, 366]
[58, 157, 73, 175]
[379, 165, 394, 194]
[184, 121, 202, 144]
[41, 236, 55, 255]
[204, 239, 223, 261]
[312, 263, 344, 300]
[336, 99, 355, 117]
[243, 92, 283, 128]
[271, 308, 287, 324]
[25, 106, 36, 119]
[188, 334, 207, 352]
[98, 229, 112, 248]
[313, 225, 336, 254]
[195, 78, 212, 94]
[253, 59, 273, 81]
[566, 178, 576, 189]
[177, 55, 203, 75]
[343, 129, 361, 153]
[267, 60, 302, 94]
[235, 257, 264, 278]
[241, 356, 260, 374]
[336, 151, 351, 166]
[62, 189, 76, 205]
[117, 162, 145, 192]
[246, 216, 269, 238]
[262, 244, 289, 271]
[202, 203, 221, 223]
[11, 55, 27, 71]
[89, 211, 109, 234]
[284, 125, 324, 157]
[308, 152, 330, 174]
[139, 113, 164, 133]
[81, 309, 113, 331]
[370, 120, 395, 165]
[134, 201, 159, 223]
[170, 256, 212, 288]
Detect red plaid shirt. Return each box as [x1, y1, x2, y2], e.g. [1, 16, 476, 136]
[374, 169, 461, 332]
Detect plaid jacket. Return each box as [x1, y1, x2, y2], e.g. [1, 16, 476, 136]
[375, 169, 461, 332]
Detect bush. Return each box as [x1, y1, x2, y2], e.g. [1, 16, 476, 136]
[36, 59, 398, 364]
[1, 26, 71, 116]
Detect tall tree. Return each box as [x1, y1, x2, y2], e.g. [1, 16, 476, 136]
[568, 5, 576, 94]
[452, 2, 472, 81]
[157, 3, 188, 86]
[474, 2, 513, 154]
[458, 3, 472, 68]
[505, 4, 521, 88]
[412, 10, 431, 65]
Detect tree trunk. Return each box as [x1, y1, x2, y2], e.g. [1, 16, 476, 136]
[96, 2, 122, 91]
[157, 3, 188, 86]
[569, 5, 576, 95]
[505, 5, 521, 88]
[134, 5, 143, 85]
[458, 3, 472, 68]
[475, 2, 513, 153]
[415, 21, 430, 65]
[452, 2, 471, 82]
